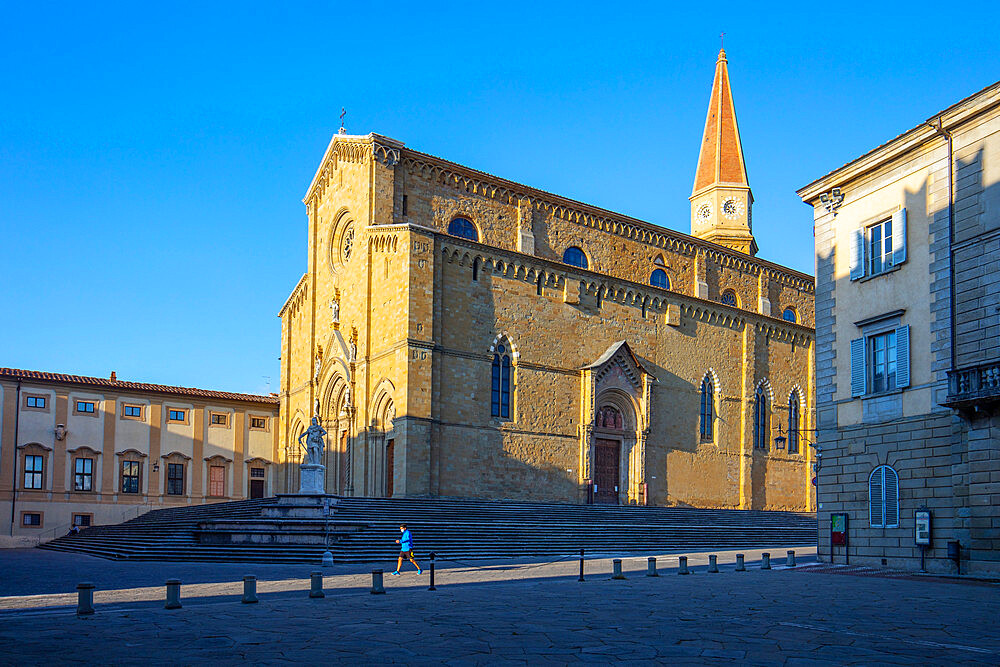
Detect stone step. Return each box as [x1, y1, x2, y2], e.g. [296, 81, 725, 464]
[41, 494, 818, 563]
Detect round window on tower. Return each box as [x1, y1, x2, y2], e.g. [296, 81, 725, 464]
[721, 197, 745, 220]
[697, 203, 713, 222]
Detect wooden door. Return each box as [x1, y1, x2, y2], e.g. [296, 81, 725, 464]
[385, 439, 394, 498]
[209, 465, 226, 497]
[593, 439, 620, 505]
[249, 479, 265, 499]
[339, 431, 348, 494]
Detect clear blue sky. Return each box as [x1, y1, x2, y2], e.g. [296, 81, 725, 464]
[2, 2, 998, 395]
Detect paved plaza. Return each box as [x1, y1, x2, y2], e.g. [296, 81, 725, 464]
[0, 547, 998, 665]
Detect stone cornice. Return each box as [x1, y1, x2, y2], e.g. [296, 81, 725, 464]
[439, 234, 814, 337]
[303, 133, 404, 206]
[402, 147, 814, 291]
[278, 273, 308, 318]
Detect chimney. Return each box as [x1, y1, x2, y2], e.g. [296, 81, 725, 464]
[110, 371, 117, 381]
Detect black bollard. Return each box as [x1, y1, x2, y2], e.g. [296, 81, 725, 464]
[428, 552, 436, 591]
[371, 569, 386, 595]
[309, 571, 325, 598]
[647, 557, 658, 577]
[578, 548, 585, 582]
[242, 575, 258, 604]
[164, 580, 182, 610]
[76, 582, 95, 617]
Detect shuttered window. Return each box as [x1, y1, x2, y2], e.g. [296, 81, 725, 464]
[849, 208, 907, 281]
[869, 465, 899, 528]
[850, 325, 910, 397]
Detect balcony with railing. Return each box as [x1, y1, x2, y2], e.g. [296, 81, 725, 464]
[944, 360, 1000, 409]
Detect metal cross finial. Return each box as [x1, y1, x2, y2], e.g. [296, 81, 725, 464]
[720, 32, 725, 49]
[338, 107, 347, 135]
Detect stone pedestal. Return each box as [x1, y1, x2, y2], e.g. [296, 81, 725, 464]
[298, 464, 326, 495]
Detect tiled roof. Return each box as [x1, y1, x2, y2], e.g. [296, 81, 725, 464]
[0, 368, 279, 405]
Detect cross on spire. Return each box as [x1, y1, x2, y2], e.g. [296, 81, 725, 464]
[338, 107, 347, 135]
[720, 32, 725, 49]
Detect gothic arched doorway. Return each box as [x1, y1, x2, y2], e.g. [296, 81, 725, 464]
[594, 405, 624, 504]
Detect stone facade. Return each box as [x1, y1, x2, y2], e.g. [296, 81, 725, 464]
[278, 52, 817, 510]
[0, 368, 279, 546]
[798, 81, 1000, 573]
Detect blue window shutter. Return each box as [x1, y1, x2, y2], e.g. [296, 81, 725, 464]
[850, 337, 866, 397]
[884, 467, 899, 527]
[849, 227, 865, 281]
[869, 467, 884, 527]
[895, 325, 910, 389]
[892, 208, 907, 266]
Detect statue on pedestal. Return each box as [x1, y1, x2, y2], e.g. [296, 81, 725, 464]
[298, 417, 327, 465]
[297, 417, 328, 494]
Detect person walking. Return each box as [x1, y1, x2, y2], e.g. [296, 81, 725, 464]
[392, 524, 421, 575]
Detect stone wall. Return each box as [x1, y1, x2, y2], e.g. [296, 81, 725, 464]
[279, 134, 816, 510]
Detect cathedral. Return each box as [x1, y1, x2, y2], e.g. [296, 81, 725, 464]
[278, 49, 816, 510]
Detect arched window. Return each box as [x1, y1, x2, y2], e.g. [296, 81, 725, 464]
[783, 307, 797, 323]
[448, 217, 478, 242]
[699, 375, 714, 441]
[753, 385, 769, 449]
[788, 390, 801, 454]
[562, 246, 588, 269]
[720, 289, 738, 307]
[869, 465, 899, 528]
[491, 342, 512, 419]
[650, 268, 669, 290]
[596, 405, 623, 430]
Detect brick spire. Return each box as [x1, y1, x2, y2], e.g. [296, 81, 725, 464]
[692, 48, 748, 195]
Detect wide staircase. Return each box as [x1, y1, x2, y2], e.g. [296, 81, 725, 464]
[39, 496, 817, 564]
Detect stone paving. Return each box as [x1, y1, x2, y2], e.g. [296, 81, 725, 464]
[0, 547, 998, 665]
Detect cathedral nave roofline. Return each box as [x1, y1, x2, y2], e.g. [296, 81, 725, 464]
[302, 132, 810, 285]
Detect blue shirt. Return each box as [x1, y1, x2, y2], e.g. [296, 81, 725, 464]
[400, 529, 412, 551]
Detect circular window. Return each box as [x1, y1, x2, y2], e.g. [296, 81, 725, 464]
[563, 246, 588, 269]
[783, 307, 797, 323]
[341, 226, 355, 262]
[720, 289, 738, 307]
[696, 202, 712, 222]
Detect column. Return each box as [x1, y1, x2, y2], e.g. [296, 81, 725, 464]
[148, 404, 162, 498]
[52, 392, 68, 493]
[101, 397, 117, 495]
[0, 383, 18, 494]
[233, 412, 245, 499]
[192, 405, 205, 501]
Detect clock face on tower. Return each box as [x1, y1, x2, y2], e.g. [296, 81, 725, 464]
[721, 197, 745, 220]
[696, 203, 712, 222]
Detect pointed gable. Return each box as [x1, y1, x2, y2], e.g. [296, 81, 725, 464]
[692, 49, 749, 194]
[583, 340, 653, 394]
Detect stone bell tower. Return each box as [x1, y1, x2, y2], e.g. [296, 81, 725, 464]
[690, 48, 757, 256]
